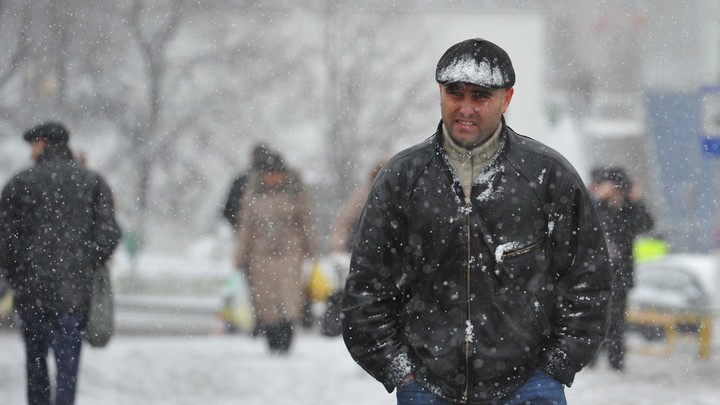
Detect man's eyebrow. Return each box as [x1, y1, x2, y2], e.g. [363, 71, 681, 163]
[472, 88, 493, 96]
[444, 83, 462, 92]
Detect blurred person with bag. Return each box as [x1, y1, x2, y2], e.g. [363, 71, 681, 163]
[322, 158, 386, 337]
[234, 145, 316, 353]
[589, 166, 654, 371]
[342, 39, 611, 404]
[218, 145, 271, 334]
[0, 122, 121, 405]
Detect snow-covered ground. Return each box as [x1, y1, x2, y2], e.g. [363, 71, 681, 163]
[1, 329, 719, 405]
[1, 251, 719, 404]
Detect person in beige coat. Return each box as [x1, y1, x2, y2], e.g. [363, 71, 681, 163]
[235, 145, 316, 353]
[329, 158, 387, 256]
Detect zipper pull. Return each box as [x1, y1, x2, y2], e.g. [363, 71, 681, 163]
[461, 199, 472, 216]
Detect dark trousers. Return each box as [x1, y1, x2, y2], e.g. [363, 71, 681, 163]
[18, 307, 85, 405]
[605, 288, 628, 370]
[397, 370, 566, 405]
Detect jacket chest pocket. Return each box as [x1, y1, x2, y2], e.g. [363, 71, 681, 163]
[494, 238, 548, 289]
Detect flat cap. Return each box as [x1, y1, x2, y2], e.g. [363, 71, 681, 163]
[436, 38, 515, 89]
[23, 122, 70, 144]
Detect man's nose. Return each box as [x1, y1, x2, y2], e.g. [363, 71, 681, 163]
[458, 97, 476, 116]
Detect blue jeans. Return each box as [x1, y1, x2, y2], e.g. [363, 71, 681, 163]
[396, 370, 566, 405]
[18, 308, 85, 405]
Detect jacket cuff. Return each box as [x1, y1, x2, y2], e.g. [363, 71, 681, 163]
[537, 346, 582, 387]
[381, 352, 413, 392]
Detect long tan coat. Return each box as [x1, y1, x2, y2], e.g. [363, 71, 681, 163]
[329, 184, 370, 253]
[235, 170, 315, 325]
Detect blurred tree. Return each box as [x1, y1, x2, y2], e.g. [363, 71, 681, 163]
[0, 1, 30, 106]
[322, 3, 434, 199]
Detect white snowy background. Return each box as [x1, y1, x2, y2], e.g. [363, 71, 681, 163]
[2, 2, 720, 404]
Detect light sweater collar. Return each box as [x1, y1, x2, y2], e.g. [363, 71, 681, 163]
[441, 122, 503, 199]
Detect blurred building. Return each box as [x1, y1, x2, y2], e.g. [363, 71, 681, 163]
[541, 0, 720, 253]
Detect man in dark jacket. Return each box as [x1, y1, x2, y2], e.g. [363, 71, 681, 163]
[0, 122, 121, 405]
[222, 173, 247, 229]
[590, 167, 653, 371]
[222, 144, 268, 229]
[342, 39, 611, 405]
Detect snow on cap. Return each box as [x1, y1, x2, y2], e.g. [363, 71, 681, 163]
[436, 38, 515, 89]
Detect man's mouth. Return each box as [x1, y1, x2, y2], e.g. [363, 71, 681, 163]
[456, 120, 476, 128]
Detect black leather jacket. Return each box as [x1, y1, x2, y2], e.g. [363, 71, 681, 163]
[342, 122, 611, 404]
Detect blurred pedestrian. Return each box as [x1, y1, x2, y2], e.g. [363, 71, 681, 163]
[218, 144, 263, 333]
[222, 144, 272, 230]
[590, 166, 654, 371]
[328, 158, 387, 256]
[342, 38, 611, 404]
[234, 145, 316, 353]
[0, 122, 121, 405]
[321, 158, 386, 336]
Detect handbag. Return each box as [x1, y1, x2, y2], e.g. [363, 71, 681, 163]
[84, 264, 114, 347]
[320, 254, 350, 337]
[320, 291, 343, 337]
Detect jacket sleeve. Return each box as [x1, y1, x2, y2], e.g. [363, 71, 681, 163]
[538, 175, 612, 386]
[0, 180, 19, 270]
[627, 199, 654, 237]
[341, 185, 411, 393]
[222, 174, 246, 228]
[91, 176, 121, 266]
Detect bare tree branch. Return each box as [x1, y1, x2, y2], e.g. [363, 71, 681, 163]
[0, 3, 30, 90]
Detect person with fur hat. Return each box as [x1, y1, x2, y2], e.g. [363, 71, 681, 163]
[234, 145, 316, 353]
[342, 39, 611, 404]
[0, 121, 121, 405]
[589, 166, 654, 372]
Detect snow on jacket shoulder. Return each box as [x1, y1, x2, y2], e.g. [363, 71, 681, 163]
[342, 121, 611, 404]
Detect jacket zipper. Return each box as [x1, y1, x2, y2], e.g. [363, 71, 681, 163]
[463, 199, 472, 404]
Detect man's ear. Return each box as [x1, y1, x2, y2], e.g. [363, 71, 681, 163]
[501, 87, 514, 113]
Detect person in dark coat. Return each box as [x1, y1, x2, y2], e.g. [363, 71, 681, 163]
[0, 122, 121, 405]
[590, 166, 654, 371]
[222, 174, 248, 229]
[341, 39, 611, 405]
[222, 144, 267, 230]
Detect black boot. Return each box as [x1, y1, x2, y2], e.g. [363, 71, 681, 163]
[251, 321, 265, 338]
[277, 320, 294, 352]
[266, 320, 293, 353]
[265, 322, 281, 351]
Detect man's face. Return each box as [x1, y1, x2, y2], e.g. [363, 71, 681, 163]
[262, 171, 284, 187]
[30, 139, 46, 162]
[439, 82, 514, 149]
[594, 180, 626, 207]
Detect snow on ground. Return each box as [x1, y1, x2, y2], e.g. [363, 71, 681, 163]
[1, 251, 719, 404]
[0, 331, 395, 405]
[1, 329, 720, 404]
